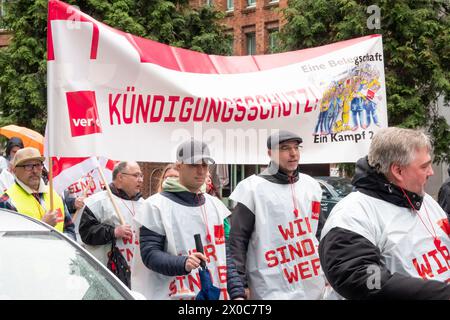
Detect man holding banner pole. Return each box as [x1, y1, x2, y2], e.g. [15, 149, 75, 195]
[229, 130, 328, 299]
[79, 161, 144, 279]
[0, 147, 75, 240]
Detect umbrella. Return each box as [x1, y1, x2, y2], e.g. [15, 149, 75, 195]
[194, 234, 221, 300]
[0, 125, 44, 155]
[196, 267, 221, 300]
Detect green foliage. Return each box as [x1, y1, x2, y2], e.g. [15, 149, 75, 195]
[0, 0, 231, 134]
[280, 0, 450, 163]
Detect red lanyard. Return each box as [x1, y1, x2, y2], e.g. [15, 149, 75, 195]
[196, 193, 211, 244]
[400, 188, 441, 248]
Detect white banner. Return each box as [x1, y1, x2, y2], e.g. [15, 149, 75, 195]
[47, 0, 388, 164]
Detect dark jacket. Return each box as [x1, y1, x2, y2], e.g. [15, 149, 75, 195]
[229, 162, 325, 287]
[139, 190, 245, 299]
[79, 183, 141, 245]
[64, 190, 77, 215]
[437, 167, 450, 217]
[319, 157, 450, 300]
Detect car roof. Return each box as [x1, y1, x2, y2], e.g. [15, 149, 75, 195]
[314, 176, 350, 181]
[0, 209, 52, 232]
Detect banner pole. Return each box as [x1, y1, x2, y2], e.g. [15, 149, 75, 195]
[49, 158, 54, 211]
[97, 165, 125, 225]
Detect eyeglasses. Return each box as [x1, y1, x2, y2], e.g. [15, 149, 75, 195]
[16, 163, 44, 172]
[121, 172, 144, 179]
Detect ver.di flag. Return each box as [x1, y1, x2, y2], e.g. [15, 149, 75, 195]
[47, 0, 388, 164]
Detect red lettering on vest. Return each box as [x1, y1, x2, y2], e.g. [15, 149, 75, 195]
[413, 254, 434, 279]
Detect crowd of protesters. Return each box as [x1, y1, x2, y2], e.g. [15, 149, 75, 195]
[1, 127, 450, 300]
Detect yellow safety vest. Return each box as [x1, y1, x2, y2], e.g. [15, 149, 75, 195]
[6, 183, 65, 232]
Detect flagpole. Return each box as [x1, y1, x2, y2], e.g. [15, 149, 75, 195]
[46, 0, 54, 212]
[97, 165, 125, 225]
[48, 158, 54, 211]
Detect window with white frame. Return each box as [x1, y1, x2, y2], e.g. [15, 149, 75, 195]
[247, 0, 256, 7]
[226, 0, 234, 11]
[246, 32, 256, 55]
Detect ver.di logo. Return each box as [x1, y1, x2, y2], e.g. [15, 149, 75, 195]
[66, 91, 102, 137]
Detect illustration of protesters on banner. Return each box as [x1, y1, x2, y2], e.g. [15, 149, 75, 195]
[328, 81, 344, 134]
[336, 79, 354, 133]
[350, 80, 367, 131]
[362, 77, 381, 129]
[314, 90, 331, 135]
[317, 64, 382, 134]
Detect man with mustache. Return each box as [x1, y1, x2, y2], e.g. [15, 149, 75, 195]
[0, 147, 75, 240]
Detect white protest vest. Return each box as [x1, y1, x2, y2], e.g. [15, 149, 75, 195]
[230, 174, 326, 300]
[132, 193, 230, 300]
[321, 191, 450, 282]
[0, 169, 14, 193]
[82, 190, 143, 266]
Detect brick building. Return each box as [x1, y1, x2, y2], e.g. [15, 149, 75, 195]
[0, 30, 11, 47]
[189, 0, 288, 55]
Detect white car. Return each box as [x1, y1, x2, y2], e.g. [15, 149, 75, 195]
[0, 209, 140, 300]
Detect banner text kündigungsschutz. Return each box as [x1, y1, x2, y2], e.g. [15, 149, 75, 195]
[108, 86, 319, 125]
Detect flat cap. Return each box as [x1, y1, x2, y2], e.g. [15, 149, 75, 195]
[267, 130, 303, 149]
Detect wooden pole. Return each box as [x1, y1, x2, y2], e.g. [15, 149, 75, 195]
[48, 155, 54, 211]
[97, 165, 125, 225]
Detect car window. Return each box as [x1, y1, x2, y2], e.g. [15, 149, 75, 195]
[320, 184, 332, 199]
[0, 231, 129, 300]
[326, 179, 353, 197]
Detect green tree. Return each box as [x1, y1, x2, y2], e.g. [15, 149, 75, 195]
[280, 0, 450, 163]
[0, 0, 231, 133]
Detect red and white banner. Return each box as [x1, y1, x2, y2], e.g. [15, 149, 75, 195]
[51, 156, 117, 195]
[47, 0, 388, 164]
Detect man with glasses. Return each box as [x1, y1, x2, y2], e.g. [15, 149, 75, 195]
[0, 147, 75, 240]
[229, 130, 327, 299]
[79, 161, 144, 284]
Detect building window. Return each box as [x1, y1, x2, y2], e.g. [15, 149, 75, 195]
[226, 0, 234, 11]
[226, 35, 234, 55]
[268, 29, 279, 53]
[206, 0, 213, 6]
[246, 32, 256, 55]
[247, 0, 256, 7]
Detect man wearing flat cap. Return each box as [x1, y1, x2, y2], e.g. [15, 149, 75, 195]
[0, 147, 75, 240]
[132, 139, 245, 300]
[229, 130, 327, 299]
